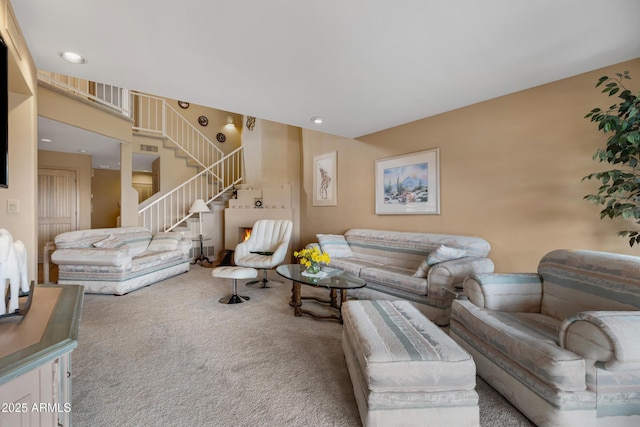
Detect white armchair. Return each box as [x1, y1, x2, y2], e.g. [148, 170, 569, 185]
[234, 219, 293, 288]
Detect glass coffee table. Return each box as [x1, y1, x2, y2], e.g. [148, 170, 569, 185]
[276, 264, 366, 323]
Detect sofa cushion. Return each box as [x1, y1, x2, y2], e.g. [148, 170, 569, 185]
[54, 227, 151, 249]
[328, 257, 384, 276]
[317, 234, 354, 258]
[538, 249, 640, 320]
[93, 234, 127, 249]
[360, 265, 428, 296]
[132, 250, 186, 272]
[452, 300, 586, 391]
[343, 229, 490, 270]
[117, 231, 152, 256]
[147, 232, 181, 252]
[52, 248, 132, 267]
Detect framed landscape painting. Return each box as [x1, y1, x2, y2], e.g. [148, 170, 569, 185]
[375, 148, 440, 215]
[313, 151, 337, 206]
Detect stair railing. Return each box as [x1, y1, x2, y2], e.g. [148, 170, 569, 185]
[36, 70, 243, 233]
[131, 92, 223, 169]
[37, 70, 131, 116]
[138, 146, 244, 234]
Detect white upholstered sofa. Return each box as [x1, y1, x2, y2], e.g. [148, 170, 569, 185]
[312, 229, 494, 325]
[51, 227, 192, 295]
[450, 249, 640, 427]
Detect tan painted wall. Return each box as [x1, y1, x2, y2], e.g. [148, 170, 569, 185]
[38, 150, 92, 230]
[131, 134, 198, 196]
[164, 98, 242, 155]
[239, 118, 302, 254]
[1, 0, 38, 281]
[92, 169, 120, 228]
[301, 58, 640, 272]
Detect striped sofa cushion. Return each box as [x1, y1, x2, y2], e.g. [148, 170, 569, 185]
[344, 228, 490, 270]
[359, 265, 429, 295]
[342, 300, 476, 392]
[452, 300, 587, 392]
[317, 233, 354, 258]
[54, 227, 151, 250]
[112, 231, 152, 256]
[539, 249, 640, 320]
[147, 232, 182, 252]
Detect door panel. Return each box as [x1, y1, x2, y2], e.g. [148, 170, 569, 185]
[38, 169, 77, 262]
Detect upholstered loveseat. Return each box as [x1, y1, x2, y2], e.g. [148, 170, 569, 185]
[313, 229, 494, 325]
[51, 227, 192, 295]
[450, 249, 640, 427]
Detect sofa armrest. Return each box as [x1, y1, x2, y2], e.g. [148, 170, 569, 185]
[463, 273, 543, 312]
[427, 256, 494, 290]
[177, 238, 193, 254]
[51, 248, 132, 267]
[559, 311, 640, 371]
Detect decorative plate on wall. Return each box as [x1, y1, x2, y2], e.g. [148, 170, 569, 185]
[246, 116, 256, 131]
[198, 116, 208, 126]
[178, 101, 190, 109]
[216, 132, 226, 143]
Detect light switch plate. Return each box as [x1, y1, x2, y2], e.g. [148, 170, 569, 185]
[7, 199, 19, 214]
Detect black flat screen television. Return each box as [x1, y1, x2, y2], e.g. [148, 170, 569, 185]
[0, 35, 7, 188]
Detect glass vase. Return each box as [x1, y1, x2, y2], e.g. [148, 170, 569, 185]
[306, 263, 320, 275]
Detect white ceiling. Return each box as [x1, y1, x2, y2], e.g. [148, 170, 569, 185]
[12, 0, 640, 142]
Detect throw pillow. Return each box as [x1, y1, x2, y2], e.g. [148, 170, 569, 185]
[93, 234, 127, 249]
[317, 234, 354, 258]
[426, 245, 467, 266]
[412, 259, 431, 278]
[147, 232, 181, 252]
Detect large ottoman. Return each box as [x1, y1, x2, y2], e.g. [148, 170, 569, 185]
[342, 300, 479, 427]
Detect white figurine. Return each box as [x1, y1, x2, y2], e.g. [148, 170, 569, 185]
[0, 229, 29, 315]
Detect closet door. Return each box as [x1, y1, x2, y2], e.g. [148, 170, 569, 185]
[38, 168, 78, 262]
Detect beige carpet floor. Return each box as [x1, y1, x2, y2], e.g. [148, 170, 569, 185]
[71, 265, 534, 426]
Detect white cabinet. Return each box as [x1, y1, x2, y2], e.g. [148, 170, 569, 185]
[0, 285, 83, 427]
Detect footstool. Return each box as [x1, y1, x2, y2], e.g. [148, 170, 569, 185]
[212, 266, 257, 304]
[341, 300, 479, 427]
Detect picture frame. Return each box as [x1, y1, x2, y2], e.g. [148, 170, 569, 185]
[375, 148, 440, 215]
[313, 151, 337, 206]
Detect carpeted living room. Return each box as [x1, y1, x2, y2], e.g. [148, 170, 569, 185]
[70, 265, 534, 427]
[2, 1, 640, 427]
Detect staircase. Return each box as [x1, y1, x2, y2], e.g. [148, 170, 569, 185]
[37, 71, 244, 235]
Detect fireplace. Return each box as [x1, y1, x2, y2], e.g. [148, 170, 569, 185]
[224, 183, 293, 250]
[239, 227, 252, 242]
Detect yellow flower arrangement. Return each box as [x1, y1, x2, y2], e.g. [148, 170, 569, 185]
[293, 246, 330, 274]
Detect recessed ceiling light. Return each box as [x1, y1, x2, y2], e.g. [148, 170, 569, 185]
[310, 116, 324, 124]
[59, 51, 87, 64]
[78, 149, 88, 153]
[40, 138, 53, 143]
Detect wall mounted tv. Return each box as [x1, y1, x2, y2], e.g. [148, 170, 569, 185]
[0, 35, 7, 188]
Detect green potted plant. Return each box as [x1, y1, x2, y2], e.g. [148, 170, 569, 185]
[583, 71, 640, 246]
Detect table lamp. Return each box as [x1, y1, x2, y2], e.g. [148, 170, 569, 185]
[189, 199, 210, 237]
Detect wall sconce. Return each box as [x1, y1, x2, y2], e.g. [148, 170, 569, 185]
[226, 116, 235, 127]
